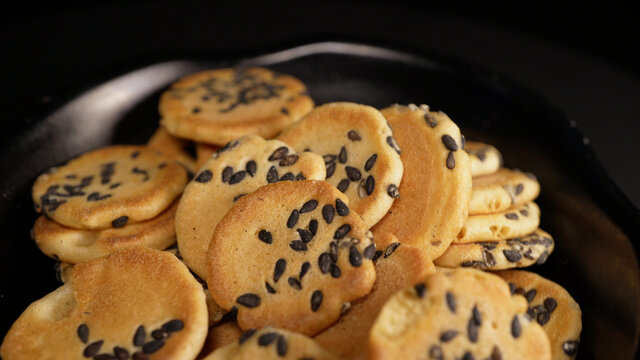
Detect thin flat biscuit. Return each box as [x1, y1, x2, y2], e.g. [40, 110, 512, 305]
[176, 135, 326, 278]
[202, 327, 337, 360]
[32, 198, 179, 263]
[0, 248, 208, 360]
[496, 270, 582, 359]
[159, 67, 314, 145]
[435, 229, 555, 270]
[369, 268, 551, 360]
[456, 202, 540, 243]
[314, 242, 435, 360]
[470, 168, 540, 215]
[465, 140, 502, 177]
[277, 102, 404, 228]
[32, 145, 187, 229]
[207, 180, 377, 336]
[371, 104, 472, 259]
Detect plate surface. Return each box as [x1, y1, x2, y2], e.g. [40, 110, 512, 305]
[1, 42, 638, 359]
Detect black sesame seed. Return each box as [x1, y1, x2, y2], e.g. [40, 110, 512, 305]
[298, 228, 313, 243]
[258, 230, 272, 244]
[442, 134, 459, 151]
[258, 332, 278, 346]
[83, 340, 103, 357]
[440, 330, 459, 342]
[274, 259, 286, 282]
[229, 171, 247, 184]
[414, 283, 426, 298]
[279, 172, 295, 181]
[322, 205, 335, 224]
[277, 335, 288, 356]
[349, 246, 363, 267]
[446, 292, 456, 313]
[113, 346, 129, 360]
[288, 277, 302, 290]
[364, 154, 377, 172]
[133, 325, 146, 346]
[94, 354, 117, 360]
[384, 242, 401, 258]
[142, 340, 164, 354]
[334, 224, 351, 239]
[424, 113, 438, 128]
[505, 213, 519, 220]
[309, 219, 318, 235]
[112, 216, 128, 228]
[468, 317, 479, 343]
[237, 293, 261, 308]
[290, 240, 307, 251]
[387, 184, 399, 198]
[536, 310, 550, 326]
[311, 290, 323, 311]
[280, 154, 299, 166]
[246, 161, 257, 176]
[287, 209, 299, 228]
[429, 345, 443, 360]
[338, 146, 347, 164]
[239, 329, 257, 345]
[345, 166, 361, 181]
[131, 151, 140, 159]
[300, 262, 311, 279]
[446, 151, 456, 169]
[330, 264, 341, 278]
[490, 346, 503, 360]
[109, 182, 121, 189]
[300, 200, 318, 213]
[511, 316, 522, 338]
[77, 323, 89, 344]
[365, 175, 375, 196]
[233, 193, 247, 202]
[192, 107, 201, 114]
[269, 147, 289, 161]
[363, 243, 376, 259]
[347, 130, 362, 141]
[563, 340, 579, 356]
[295, 173, 306, 181]
[335, 198, 349, 216]
[151, 329, 169, 340]
[373, 250, 383, 261]
[220, 166, 232, 183]
[195, 170, 213, 183]
[281, 107, 289, 115]
[503, 249, 522, 263]
[544, 298, 557, 313]
[265, 282, 276, 294]
[472, 305, 482, 325]
[386, 136, 401, 154]
[318, 253, 332, 274]
[161, 319, 183, 333]
[326, 162, 336, 178]
[323, 154, 337, 164]
[520, 209, 530, 217]
[267, 166, 279, 184]
[461, 134, 466, 149]
[537, 250, 550, 264]
[525, 289, 537, 302]
[462, 352, 475, 360]
[337, 179, 350, 193]
[515, 183, 525, 195]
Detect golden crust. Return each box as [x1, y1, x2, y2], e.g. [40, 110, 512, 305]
[159, 67, 314, 145]
[465, 140, 502, 177]
[470, 168, 540, 215]
[456, 202, 540, 243]
[32, 145, 187, 230]
[207, 180, 376, 336]
[371, 104, 472, 260]
[0, 248, 208, 360]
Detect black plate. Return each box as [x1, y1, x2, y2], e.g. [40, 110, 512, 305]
[1, 42, 639, 359]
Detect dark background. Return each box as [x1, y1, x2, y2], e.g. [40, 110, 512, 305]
[2, 0, 640, 208]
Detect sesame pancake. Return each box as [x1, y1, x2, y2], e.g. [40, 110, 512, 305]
[31, 198, 179, 264]
[202, 327, 337, 360]
[147, 127, 197, 172]
[371, 104, 472, 259]
[496, 270, 582, 359]
[470, 167, 540, 215]
[0, 248, 208, 360]
[176, 135, 326, 278]
[32, 145, 188, 230]
[207, 180, 377, 336]
[159, 67, 314, 145]
[369, 268, 551, 360]
[195, 142, 221, 169]
[435, 228, 555, 270]
[277, 102, 404, 228]
[314, 242, 435, 360]
[456, 202, 540, 244]
[465, 140, 502, 177]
